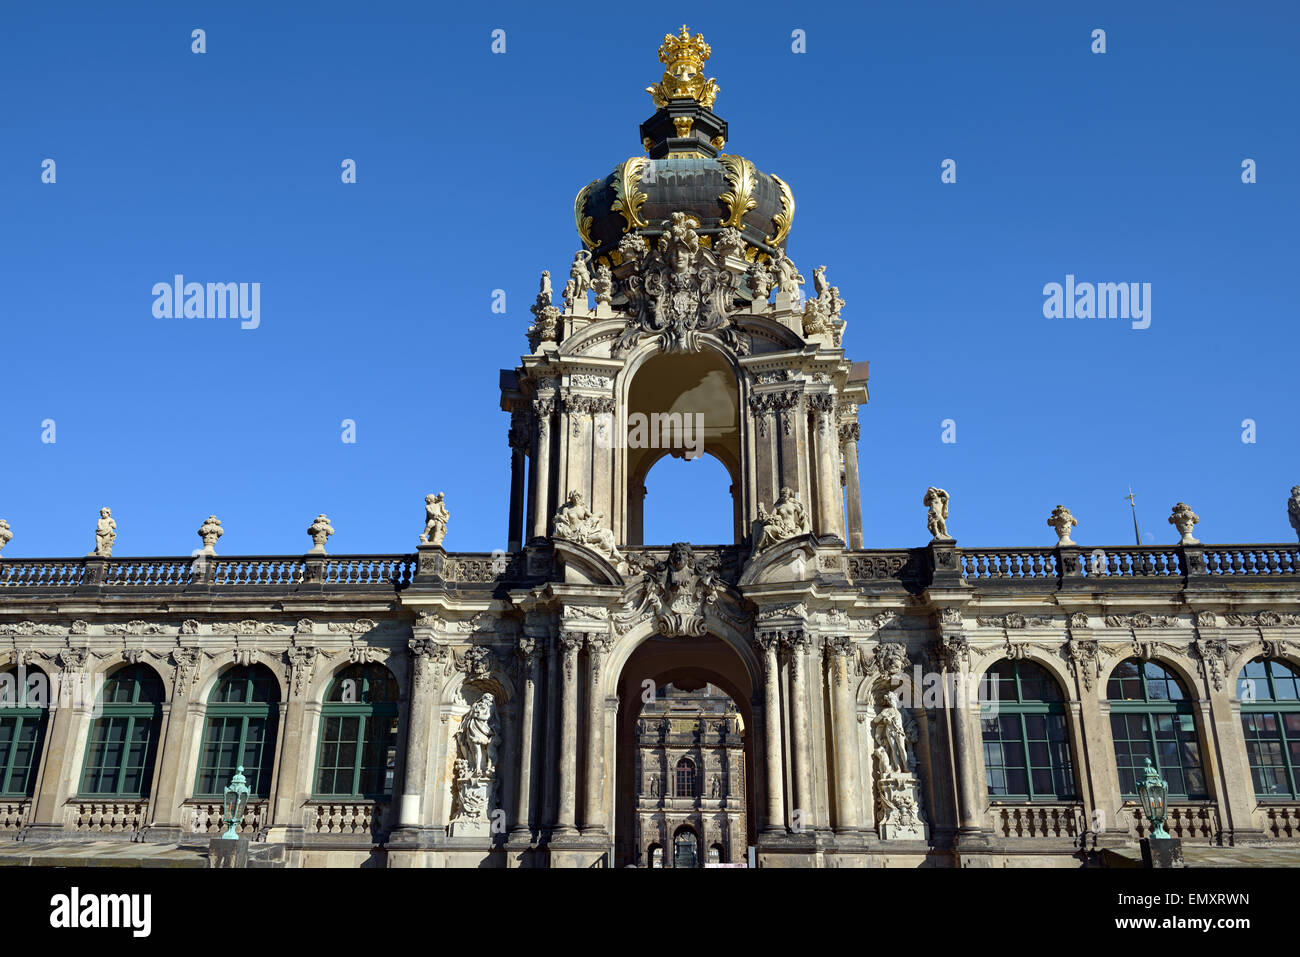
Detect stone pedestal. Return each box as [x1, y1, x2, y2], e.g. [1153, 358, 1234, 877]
[1140, 837, 1184, 868]
[207, 837, 248, 868]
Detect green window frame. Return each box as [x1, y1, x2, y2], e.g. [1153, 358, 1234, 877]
[1237, 657, 1300, 800]
[312, 664, 400, 800]
[194, 665, 281, 798]
[0, 667, 50, 798]
[980, 659, 1078, 801]
[1107, 658, 1208, 800]
[78, 664, 165, 798]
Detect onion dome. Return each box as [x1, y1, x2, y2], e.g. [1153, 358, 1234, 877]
[574, 26, 795, 267]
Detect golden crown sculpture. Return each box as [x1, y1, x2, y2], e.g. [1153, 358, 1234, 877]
[646, 25, 720, 110]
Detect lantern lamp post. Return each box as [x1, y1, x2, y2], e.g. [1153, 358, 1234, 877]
[1136, 757, 1170, 840]
[221, 766, 250, 841]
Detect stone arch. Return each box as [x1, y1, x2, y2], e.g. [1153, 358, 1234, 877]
[978, 650, 1076, 701]
[1100, 652, 1203, 700]
[615, 335, 747, 546]
[1226, 641, 1300, 693]
[307, 654, 401, 705]
[194, 657, 289, 706]
[92, 657, 170, 703]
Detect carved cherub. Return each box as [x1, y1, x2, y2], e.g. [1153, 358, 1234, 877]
[0, 519, 11, 556]
[420, 492, 450, 546]
[1288, 486, 1299, 542]
[923, 487, 952, 541]
[90, 507, 116, 557]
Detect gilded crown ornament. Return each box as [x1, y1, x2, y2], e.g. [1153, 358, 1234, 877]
[646, 25, 720, 110]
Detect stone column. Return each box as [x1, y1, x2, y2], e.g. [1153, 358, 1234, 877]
[825, 637, 862, 832]
[809, 395, 843, 540]
[937, 623, 983, 835]
[754, 634, 785, 831]
[785, 632, 815, 827]
[555, 630, 584, 836]
[145, 651, 201, 835]
[397, 637, 441, 828]
[583, 634, 611, 834]
[530, 397, 555, 541]
[541, 632, 560, 829]
[270, 644, 318, 834]
[839, 422, 864, 549]
[507, 412, 529, 552]
[511, 635, 541, 839]
[27, 651, 96, 837]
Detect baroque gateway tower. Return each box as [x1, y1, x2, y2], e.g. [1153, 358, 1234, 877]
[2, 28, 1300, 869]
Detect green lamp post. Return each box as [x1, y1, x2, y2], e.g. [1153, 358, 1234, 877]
[1136, 757, 1170, 839]
[221, 766, 249, 840]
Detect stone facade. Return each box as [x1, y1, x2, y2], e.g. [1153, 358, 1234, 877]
[1, 27, 1299, 868]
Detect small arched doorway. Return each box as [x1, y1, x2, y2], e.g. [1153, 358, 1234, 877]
[613, 632, 757, 867]
[673, 826, 701, 868]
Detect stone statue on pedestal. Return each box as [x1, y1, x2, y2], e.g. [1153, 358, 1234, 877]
[450, 692, 501, 834]
[0, 519, 11, 557]
[751, 487, 810, 556]
[924, 487, 952, 542]
[1290, 487, 1300, 543]
[420, 493, 450, 546]
[868, 687, 927, 840]
[1047, 505, 1077, 546]
[90, 507, 117, 558]
[553, 490, 623, 564]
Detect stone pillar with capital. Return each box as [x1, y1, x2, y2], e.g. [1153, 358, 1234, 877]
[396, 634, 443, 829]
[839, 422, 864, 549]
[27, 650, 97, 839]
[510, 634, 542, 841]
[145, 649, 203, 838]
[507, 409, 529, 552]
[583, 633, 611, 834]
[784, 631, 815, 830]
[825, 636, 862, 832]
[267, 641, 318, 839]
[754, 633, 785, 831]
[555, 630, 584, 836]
[809, 395, 844, 541]
[934, 612, 985, 840]
[530, 396, 555, 541]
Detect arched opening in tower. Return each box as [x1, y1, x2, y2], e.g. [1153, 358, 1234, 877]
[624, 348, 741, 546]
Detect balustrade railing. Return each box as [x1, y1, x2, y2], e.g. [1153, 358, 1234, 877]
[308, 801, 388, 837]
[0, 801, 29, 833]
[1123, 804, 1220, 843]
[1203, 545, 1300, 576]
[986, 803, 1085, 838]
[184, 800, 267, 837]
[1079, 547, 1182, 578]
[0, 560, 86, 588]
[1256, 804, 1300, 839]
[66, 800, 149, 835]
[962, 549, 1058, 581]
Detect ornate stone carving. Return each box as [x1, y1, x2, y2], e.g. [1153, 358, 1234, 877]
[1068, 613, 1091, 631]
[1290, 486, 1300, 543]
[868, 687, 927, 840]
[90, 507, 116, 558]
[307, 514, 334, 554]
[976, 613, 1052, 630]
[558, 631, 585, 681]
[714, 226, 746, 261]
[769, 250, 803, 295]
[1222, 611, 1300, 627]
[746, 260, 771, 303]
[613, 211, 746, 355]
[0, 518, 13, 556]
[1169, 502, 1200, 545]
[1066, 638, 1100, 691]
[1104, 613, 1177, 629]
[284, 645, 317, 698]
[104, 620, 168, 636]
[569, 250, 593, 304]
[924, 487, 952, 542]
[553, 490, 623, 564]
[864, 641, 909, 678]
[455, 644, 497, 683]
[196, 515, 223, 554]
[751, 487, 810, 556]
[748, 390, 801, 437]
[1194, 637, 1229, 692]
[450, 693, 501, 833]
[171, 648, 201, 694]
[420, 493, 449, 546]
[212, 620, 292, 636]
[626, 542, 723, 638]
[528, 271, 560, 349]
[592, 263, 614, 308]
[1047, 505, 1077, 546]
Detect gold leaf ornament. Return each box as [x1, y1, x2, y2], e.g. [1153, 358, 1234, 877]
[718, 154, 758, 230]
[574, 179, 599, 249]
[767, 173, 795, 247]
[611, 157, 650, 232]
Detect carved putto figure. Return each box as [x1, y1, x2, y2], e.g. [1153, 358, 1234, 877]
[90, 507, 117, 558]
[420, 492, 450, 546]
[561, 279, 576, 312]
[1168, 501, 1200, 545]
[769, 250, 804, 295]
[752, 487, 811, 555]
[307, 513, 334, 554]
[197, 515, 224, 554]
[552, 490, 623, 564]
[923, 487, 952, 541]
[1290, 486, 1300, 542]
[0, 519, 11, 556]
[1047, 504, 1077, 546]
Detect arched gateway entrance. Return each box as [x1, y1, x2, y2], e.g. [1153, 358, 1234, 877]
[613, 633, 757, 867]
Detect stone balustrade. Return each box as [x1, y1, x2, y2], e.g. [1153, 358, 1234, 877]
[65, 800, 149, 835]
[0, 801, 29, 833]
[1203, 545, 1300, 576]
[1122, 803, 1220, 843]
[308, 801, 388, 837]
[962, 549, 1059, 580]
[986, 803, 1085, 838]
[1256, 804, 1300, 839]
[183, 800, 268, 838]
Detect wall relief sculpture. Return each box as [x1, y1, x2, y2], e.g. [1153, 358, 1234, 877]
[449, 692, 500, 836]
[867, 686, 928, 841]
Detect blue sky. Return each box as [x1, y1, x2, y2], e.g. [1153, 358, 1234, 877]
[2, 1, 1296, 557]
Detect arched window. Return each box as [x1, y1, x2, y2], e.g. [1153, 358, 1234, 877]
[708, 843, 724, 864]
[980, 659, 1077, 800]
[675, 756, 696, 797]
[1238, 658, 1300, 799]
[1108, 659, 1207, 800]
[79, 665, 164, 798]
[0, 666, 49, 798]
[673, 826, 700, 868]
[314, 664, 400, 799]
[195, 665, 280, 798]
[648, 844, 663, 868]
